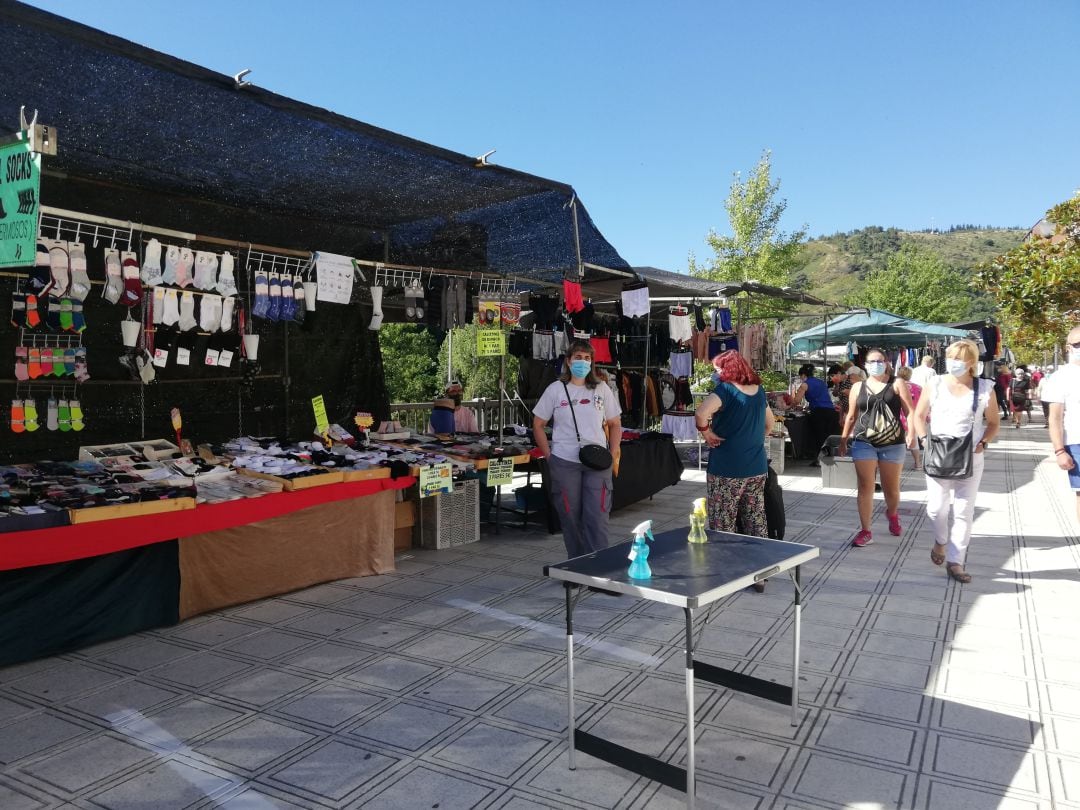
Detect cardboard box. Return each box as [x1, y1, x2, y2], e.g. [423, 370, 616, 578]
[394, 526, 413, 552]
[395, 499, 416, 528]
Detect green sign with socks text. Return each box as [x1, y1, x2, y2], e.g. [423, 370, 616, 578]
[0, 135, 41, 268]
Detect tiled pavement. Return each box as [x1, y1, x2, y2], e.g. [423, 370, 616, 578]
[1, 421, 1078, 809]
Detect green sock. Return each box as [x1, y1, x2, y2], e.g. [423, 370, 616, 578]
[70, 400, 84, 431]
[52, 348, 66, 377]
[59, 299, 74, 331]
[58, 399, 71, 432]
[23, 398, 39, 432]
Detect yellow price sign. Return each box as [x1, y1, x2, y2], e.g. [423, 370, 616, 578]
[419, 463, 453, 498]
[476, 330, 505, 357]
[354, 411, 374, 430]
[485, 457, 514, 488]
[311, 395, 330, 434]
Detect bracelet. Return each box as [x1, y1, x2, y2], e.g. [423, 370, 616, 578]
[696, 424, 709, 432]
[1056, 448, 1068, 455]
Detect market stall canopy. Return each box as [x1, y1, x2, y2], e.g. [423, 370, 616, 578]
[787, 309, 971, 355]
[0, 3, 628, 277]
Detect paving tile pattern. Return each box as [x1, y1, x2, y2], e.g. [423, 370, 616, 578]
[0, 425, 1077, 808]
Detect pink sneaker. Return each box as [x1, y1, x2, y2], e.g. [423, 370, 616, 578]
[887, 513, 902, 536]
[852, 529, 873, 547]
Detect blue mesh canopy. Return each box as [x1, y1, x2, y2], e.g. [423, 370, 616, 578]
[788, 309, 971, 354]
[0, 3, 628, 277]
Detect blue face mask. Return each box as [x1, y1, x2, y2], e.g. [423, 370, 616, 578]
[865, 361, 886, 377]
[569, 359, 591, 379]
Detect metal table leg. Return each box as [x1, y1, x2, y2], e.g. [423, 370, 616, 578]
[684, 606, 696, 810]
[791, 565, 802, 727]
[566, 582, 577, 770]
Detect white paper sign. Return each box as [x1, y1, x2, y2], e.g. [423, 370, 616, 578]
[314, 251, 356, 305]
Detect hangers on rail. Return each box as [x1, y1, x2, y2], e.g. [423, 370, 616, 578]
[38, 212, 134, 253]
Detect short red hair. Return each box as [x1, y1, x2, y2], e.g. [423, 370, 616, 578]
[712, 350, 761, 385]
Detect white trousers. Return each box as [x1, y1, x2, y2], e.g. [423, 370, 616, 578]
[925, 451, 985, 565]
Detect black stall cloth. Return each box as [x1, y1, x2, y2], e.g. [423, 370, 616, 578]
[0, 542, 180, 667]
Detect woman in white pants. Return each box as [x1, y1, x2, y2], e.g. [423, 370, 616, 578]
[912, 339, 1000, 583]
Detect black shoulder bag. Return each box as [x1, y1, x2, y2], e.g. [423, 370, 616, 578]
[923, 378, 979, 479]
[561, 382, 613, 471]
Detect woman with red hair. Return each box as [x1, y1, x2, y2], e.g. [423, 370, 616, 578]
[695, 351, 775, 550]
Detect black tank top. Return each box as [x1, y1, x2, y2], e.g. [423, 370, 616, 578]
[855, 377, 902, 442]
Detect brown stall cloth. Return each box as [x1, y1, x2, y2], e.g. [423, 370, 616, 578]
[179, 490, 395, 619]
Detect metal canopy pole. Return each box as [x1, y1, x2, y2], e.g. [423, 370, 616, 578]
[569, 197, 584, 279]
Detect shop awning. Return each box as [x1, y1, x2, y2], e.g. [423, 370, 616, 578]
[787, 309, 971, 354]
[0, 3, 628, 277]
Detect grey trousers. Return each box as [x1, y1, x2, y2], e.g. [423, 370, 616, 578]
[547, 454, 613, 558]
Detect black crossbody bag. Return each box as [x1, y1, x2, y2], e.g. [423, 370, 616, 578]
[561, 382, 613, 471]
[923, 378, 979, 479]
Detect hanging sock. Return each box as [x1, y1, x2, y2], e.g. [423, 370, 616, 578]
[121, 257, 143, 307]
[280, 278, 296, 322]
[30, 241, 53, 297]
[68, 243, 91, 301]
[175, 247, 195, 288]
[292, 277, 306, 324]
[216, 252, 237, 297]
[11, 292, 27, 328]
[46, 397, 59, 431]
[48, 243, 71, 298]
[63, 347, 77, 376]
[141, 238, 164, 286]
[368, 286, 384, 331]
[152, 287, 166, 325]
[251, 272, 270, 319]
[178, 291, 198, 331]
[52, 347, 67, 377]
[71, 302, 86, 333]
[161, 289, 180, 327]
[69, 400, 85, 431]
[74, 347, 90, 382]
[193, 251, 219, 291]
[199, 294, 222, 333]
[59, 298, 74, 331]
[27, 347, 42, 379]
[104, 249, 124, 303]
[39, 347, 54, 377]
[10, 400, 25, 433]
[23, 398, 39, 432]
[219, 296, 235, 332]
[14, 346, 29, 381]
[58, 399, 72, 432]
[24, 294, 41, 329]
[162, 244, 179, 285]
[45, 299, 62, 331]
[266, 273, 283, 321]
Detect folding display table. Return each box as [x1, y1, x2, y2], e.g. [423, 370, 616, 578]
[544, 527, 818, 809]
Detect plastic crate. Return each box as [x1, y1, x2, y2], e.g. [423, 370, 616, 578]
[416, 478, 480, 549]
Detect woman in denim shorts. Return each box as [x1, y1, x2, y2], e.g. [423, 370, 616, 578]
[838, 349, 915, 547]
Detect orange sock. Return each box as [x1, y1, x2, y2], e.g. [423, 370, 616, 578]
[11, 400, 25, 433]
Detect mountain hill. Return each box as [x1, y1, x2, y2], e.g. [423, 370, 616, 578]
[789, 226, 1027, 308]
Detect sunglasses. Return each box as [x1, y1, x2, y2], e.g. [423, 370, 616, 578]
[1070, 341, 1080, 349]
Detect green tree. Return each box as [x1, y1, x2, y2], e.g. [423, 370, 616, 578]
[437, 323, 519, 400]
[689, 150, 807, 318]
[974, 194, 1080, 357]
[377, 323, 441, 403]
[848, 244, 973, 323]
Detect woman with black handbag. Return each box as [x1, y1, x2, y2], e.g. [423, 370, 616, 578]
[838, 349, 915, 548]
[912, 339, 999, 583]
[533, 340, 622, 557]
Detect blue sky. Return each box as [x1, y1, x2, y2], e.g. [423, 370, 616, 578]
[25, 0, 1080, 271]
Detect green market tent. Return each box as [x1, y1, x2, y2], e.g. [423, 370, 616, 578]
[788, 309, 971, 355]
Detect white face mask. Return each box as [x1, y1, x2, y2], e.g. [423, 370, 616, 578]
[865, 360, 886, 377]
[946, 359, 970, 377]
[1071, 347, 1080, 364]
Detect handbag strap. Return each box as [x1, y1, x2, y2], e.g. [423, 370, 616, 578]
[561, 382, 584, 446]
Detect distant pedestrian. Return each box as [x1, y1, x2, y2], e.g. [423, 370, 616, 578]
[897, 366, 923, 469]
[792, 363, 838, 466]
[994, 365, 1012, 418]
[1044, 325, 1080, 525]
[912, 339, 1000, 583]
[910, 355, 938, 388]
[838, 348, 915, 547]
[1009, 367, 1032, 428]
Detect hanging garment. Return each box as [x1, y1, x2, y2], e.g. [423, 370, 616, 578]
[644, 373, 660, 417]
[533, 329, 554, 361]
[590, 336, 613, 364]
[563, 280, 585, 313]
[691, 328, 712, 361]
[709, 334, 739, 358]
[669, 308, 692, 344]
[621, 280, 650, 318]
[709, 307, 733, 332]
[530, 293, 559, 329]
[670, 348, 693, 378]
[662, 411, 698, 441]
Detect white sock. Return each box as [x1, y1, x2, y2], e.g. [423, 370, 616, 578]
[216, 252, 237, 296]
[103, 249, 123, 304]
[141, 238, 164, 286]
[49, 243, 70, 298]
[162, 288, 180, 326]
[199, 294, 222, 332]
[175, 248, 194, 288]
[178, 291, 197, 331]
[219, 296, 235, 332]
[152, 287, 166, 324]
[193, 251, 218, 291]
[68, 243, 91, 301]
[162, 244, 179, 285]
[368, 286, 384, 331]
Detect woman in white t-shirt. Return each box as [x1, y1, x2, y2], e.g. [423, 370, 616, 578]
[532, 340, 623, 557]
[912, 339, 1000, 583]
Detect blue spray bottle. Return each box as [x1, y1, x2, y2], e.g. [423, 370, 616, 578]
[627, 520, 655, 580]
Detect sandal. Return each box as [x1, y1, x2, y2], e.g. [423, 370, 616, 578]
[947, 563, 972, 584]
[930, 544, 946, 566]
